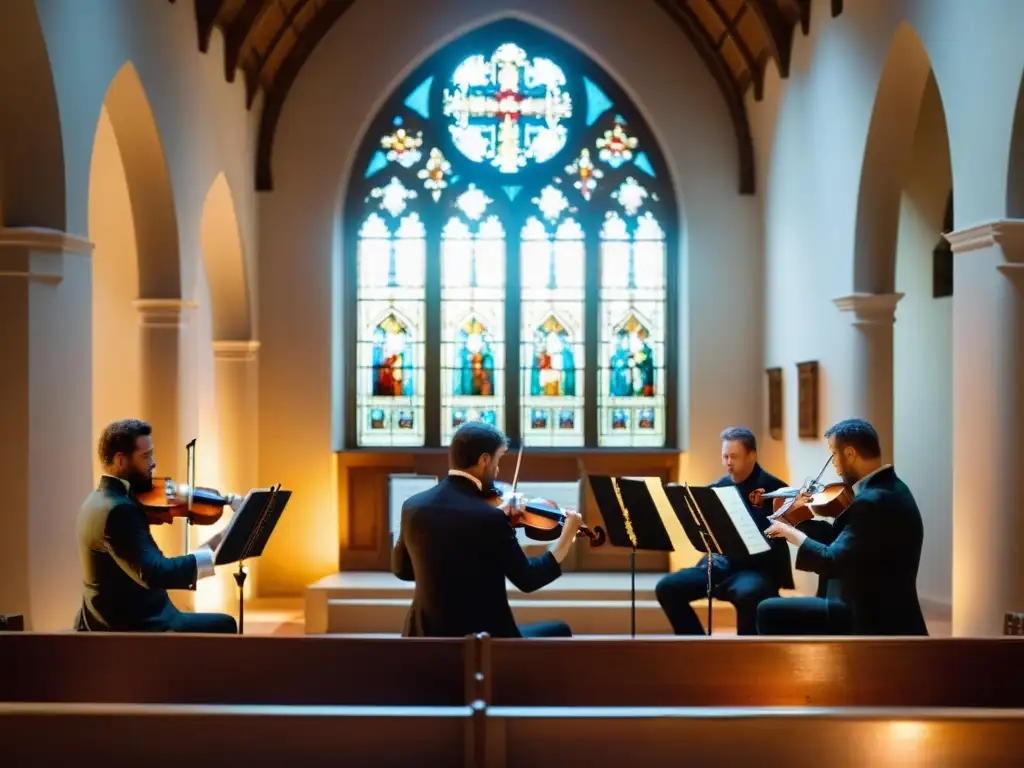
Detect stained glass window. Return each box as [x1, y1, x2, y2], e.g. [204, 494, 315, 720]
[347, 20, 676, 449]
[598, 179, 667, 446]
[440, 186, 506, 442]
[520, 188, 585, 446]
[355, 193, 426, 445]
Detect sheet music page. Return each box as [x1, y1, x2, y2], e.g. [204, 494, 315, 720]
[711, 486, 770, 555]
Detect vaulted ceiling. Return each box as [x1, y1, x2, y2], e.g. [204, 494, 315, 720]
[172, 0, 844, 194]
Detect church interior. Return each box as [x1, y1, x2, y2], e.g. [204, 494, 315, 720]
[2, 0, 1024, 762]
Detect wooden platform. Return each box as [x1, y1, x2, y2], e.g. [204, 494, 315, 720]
[304, 571, 769, 635]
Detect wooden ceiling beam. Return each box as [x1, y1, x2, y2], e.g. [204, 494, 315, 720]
[653, 0, 755, 195]
[707, 0, 763, 100]
[255, 0, 355, 190]
[223, 0, 270, 83]
[744, 0, 794, 79]
[193, 0, 224, 53]
[244, 0, 314, 108]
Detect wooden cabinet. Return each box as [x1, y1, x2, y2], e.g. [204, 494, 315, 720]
[336, 449, 682, 572]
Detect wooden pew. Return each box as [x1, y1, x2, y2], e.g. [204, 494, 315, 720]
[485, 707, 1024, 766]
[482, 636, 1024, 708]
[2, 702, 1022, 766]
[0, 633, 469, 705]
[0, 702, 472, 765]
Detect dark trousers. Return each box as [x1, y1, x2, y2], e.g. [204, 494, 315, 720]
[655, 555, 778, 635]
[168, 611, 238, 634]
[756, 596, 852, 635]
[519, 620, 572, 638]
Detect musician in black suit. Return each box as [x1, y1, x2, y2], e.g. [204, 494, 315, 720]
[758, 418, 928, 635]
[655, 427, 793, 635]
[392, 421, 582, 638]
[74, 419, 237, 633]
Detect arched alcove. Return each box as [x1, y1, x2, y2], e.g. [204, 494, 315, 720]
[853, 22, 940, 294]
[89, 60, 183, 564]
[848, 21, 954, 615]
[0, 1, 65, 229]
[200, 172, 252, 341]
[102, 61, 181, 299]
[341, 17, 680, 452]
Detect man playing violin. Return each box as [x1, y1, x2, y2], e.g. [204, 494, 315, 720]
[392, 421, 583, 638]
[655, 427, 793, 635]
[757, 418, 928, 635]
[74, 419, 237, 633]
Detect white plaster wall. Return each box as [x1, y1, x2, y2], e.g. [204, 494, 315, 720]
[753, 0, 1023, 596]
[259, 0, 763, 591]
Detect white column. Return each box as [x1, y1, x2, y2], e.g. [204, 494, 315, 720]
[0, 227, 93, 630]
[134, 298, 196, 610]
[832, 292, 904, 463]
[945, 219, 1024, 636]
[210, 340, 260, 607]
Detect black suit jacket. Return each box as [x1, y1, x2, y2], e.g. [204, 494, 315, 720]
[711, 464, 794, 590]
[75, 476, 199, 631]
[795, 466, 928, 635]
[392, 475, 562, 637]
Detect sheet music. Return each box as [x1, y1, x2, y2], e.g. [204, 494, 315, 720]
[388, 475, 438, 547]
[643, 478, 680, 530]
[711, 486, 770, 555]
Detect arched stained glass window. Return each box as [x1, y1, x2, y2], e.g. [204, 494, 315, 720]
[346, 19, 677, 449]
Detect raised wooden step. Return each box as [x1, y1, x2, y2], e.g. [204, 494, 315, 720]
[306, 572, 744, 635]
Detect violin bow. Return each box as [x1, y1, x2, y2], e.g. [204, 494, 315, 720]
[511, 442, 524, 494]
[184, 438, 197, 555]
[805, 455, 832, 493]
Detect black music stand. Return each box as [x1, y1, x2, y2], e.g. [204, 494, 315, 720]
[214, 484, 291, 634]
[662, 483, 773, 636]
[587, 475, 674, 637]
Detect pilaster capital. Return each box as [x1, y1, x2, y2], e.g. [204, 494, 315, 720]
[832, 292, 904, 325]
[134, 298, 198, 329]
[944, 219, 1024, 260]
[212, 340, 261, 362]
[0, 227, 94, 283]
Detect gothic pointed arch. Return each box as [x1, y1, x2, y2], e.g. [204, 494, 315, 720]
[344, 18, 678, 449]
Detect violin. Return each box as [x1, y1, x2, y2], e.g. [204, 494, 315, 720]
[748, 456, 853, 526]
[137, 477, 242, 526]
[483, 480, 607, 548]
[752, 483, 853, 526]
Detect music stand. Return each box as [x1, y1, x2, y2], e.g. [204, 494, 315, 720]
[214, 484, 291, 634]
[662, 483, 773, 635]
[587, 475, 675, 637]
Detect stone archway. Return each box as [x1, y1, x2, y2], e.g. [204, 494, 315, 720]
[842, 22, 955, 628]
[89, 61, 188, 576]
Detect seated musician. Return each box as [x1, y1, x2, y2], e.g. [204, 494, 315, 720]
[655, 427, 793, 635]
[74, 419, 237, 633]
[392, 421, 582, 638]
[757, 418, 928, 635]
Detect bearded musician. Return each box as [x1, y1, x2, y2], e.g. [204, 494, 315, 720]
[75, 419, 238, 633]
[756, 418, 928, 636]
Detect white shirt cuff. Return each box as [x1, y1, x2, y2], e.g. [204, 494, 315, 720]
[193, 547, 216, 580]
